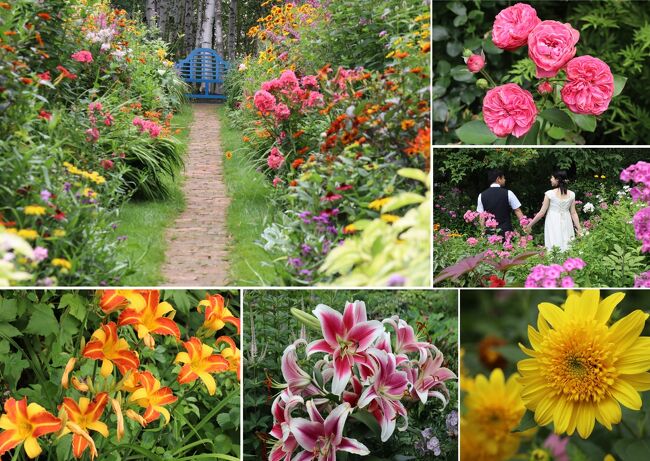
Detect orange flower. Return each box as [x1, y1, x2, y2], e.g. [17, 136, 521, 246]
[0, 398, 62, 459]
[82, 322, 140, 377]
[71, 377, 89, 393]
[401, 119, 415, 130]
[242, 136, 251, 142]
[120, 370, 142, 393]
[404, 127, 430, 157]
[98, 289, 145, 314]
[291, 158, 304, 169]
[394, 51, 409, 59]
[36, 12, 51, 20]
[19, 77, 33, 85]
[0, 3, 11, 9]
[61, 357, 76, 389]
[175, 337, 229, 395]
[128, 371, 177, 424]
[60, 393, 109, 459]
[216, 336, 241, 381]
[56, 65, 77, 80]
[118, 290, 180, 348]
[197, 294, 240, 334]
[3, 31, 16, 36]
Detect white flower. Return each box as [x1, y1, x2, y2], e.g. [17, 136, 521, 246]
[583, 202, 595, 213]
[238, 63, 247, 72]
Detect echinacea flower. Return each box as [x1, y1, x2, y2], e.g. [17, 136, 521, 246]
[0, 398, 62, 459]
[197, 294, 240, 333]
[290, 401, 370, 461]
[82, 322, 140, 377]
[518, 291, 650, 438]
[118, 290, 180, 348]
[175, 337, 229, 395]
[128, 371, 177, 424]
[307, 301, 383, 395]
[60, 393, 109, 458]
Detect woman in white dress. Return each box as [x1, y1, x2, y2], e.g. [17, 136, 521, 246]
[525, 170, 583, 251]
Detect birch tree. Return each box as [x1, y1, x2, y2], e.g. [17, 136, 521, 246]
[227, 0, 237, 59]
[213, 0, 225, 56]
[199, 0, 216, 48]
[145, 0, 158, 28]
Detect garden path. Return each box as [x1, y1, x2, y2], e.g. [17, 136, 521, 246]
[161, 104, 230, 285]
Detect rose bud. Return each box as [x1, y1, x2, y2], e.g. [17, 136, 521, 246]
[476, 78, 489, 90]
[466, 53, 485, 73]
[538, 81, 553, 95]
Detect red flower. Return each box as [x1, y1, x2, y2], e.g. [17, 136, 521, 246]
[56, 65, 77, 80]
[37, 71, 51, 82]
[291, 158, 304, 169]
[100, 159, 114, 170]
[36, 12, 51, 20]
[336, 184, 353, 191]
[38, 110, 51, 121]
[321, 192, 343, 202]
[488, 275, 506, 287]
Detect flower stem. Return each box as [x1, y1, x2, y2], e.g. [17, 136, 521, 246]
[479, 69, 497, 87]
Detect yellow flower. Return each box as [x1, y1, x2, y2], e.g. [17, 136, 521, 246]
[517, 291, 650, 438]
[156, 48, 167, 59]
[83, 188, 97, 198]
[53, 229, 66, 237]
[52, 258, 72, 270]
[368, 197, 390, 211]
[604, 455, 616, 461]
[460, 368, 527, 461]
[225, 151, 233, 160]
[24, 205, 46, 216]
[380, 214, 400, 223]
[17, 229, 38, 240]
[601, 175, 606, 179]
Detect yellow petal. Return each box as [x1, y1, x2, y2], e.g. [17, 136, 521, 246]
[553, 398, 572, 434]
[575, 403, 595, 438]
[609, 310, 648, 352]
[197, 371, 217, 396]
[0, 414, 15, 430]
[596, 292, 624, 324]
[156, 406, 171, 424]
[23, 437, 43, 459]
[616, 337, 650, 374]
[535, 396, 555, 426]
[623, 373, 650, 391]
[100, 360, 113, 377]
[538, 303, 564, 329]
[594, 397, 621, 430]
[86, 421, 109, 437]
[174, 352, 190, 364]
[611, 380, 642, 410]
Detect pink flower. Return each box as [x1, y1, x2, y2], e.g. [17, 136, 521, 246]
[561, 56, 614, 115]
[465, 53, 485, 73]
[274, 103, 291, 120]
[528, 20, 579, 78]
[261, 79, 282, 92]
[103, 113, 114, 126]
[88, 101, 103, 112]
[100, 159, 114, 170]
[487, 234, 503, 245]
[71, 50, 93, 63]
[269, 391, 303, 461]
[537, 81, 552, 95]
[272, 177, 283, 188]
[32, 246, 48, 262]
[491, 3, 541, 51]
[307, 301, 383, 395]
[279, 70, 300, 90]
[408, 349, 456, 405]
[483, 83, 538, 138]
[383, 316, 433, 364]
[281, 342, 313, 394]
[633, 207, 650, 252]
[466, 237, 479, 246]
[254, 90, 277, 113]
[268, 147, 285, 170]
[147, 123, 161, 138]
[543, 434, 570, 461]
[85, 127, 100, 142]
[301, 75, 319, 89]
[304, 91, 324, 109]
[561, 276, 575, 288]
[290, 402, 370, 460]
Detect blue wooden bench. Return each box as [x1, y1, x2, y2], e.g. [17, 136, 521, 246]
[175, 48, 229, 100]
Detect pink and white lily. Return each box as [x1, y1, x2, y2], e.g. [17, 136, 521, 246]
[407, 348, 457, 405]
[290, 401, 369, 461]
[358, 350, 409, 442]
[384, 316, 433, 364]
[281, 340, 315, 394]
[269, 390, 303, 461]
[307, 301, 383, 395]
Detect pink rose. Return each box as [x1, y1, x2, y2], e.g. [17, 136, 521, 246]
[561, 55, 614, 115]
[253, 90, 277, 113]
[492, 3, 541, 51]
[483, 83, 538, 138]
[71, 50, 93, 63]
[528, 20, 579, 78]
[466, 53, 485, 73]
[537, 81, 552, 95]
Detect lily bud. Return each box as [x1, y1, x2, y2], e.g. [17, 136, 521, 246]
[61, 357, 76, 389]
[71, 376, 89, 392]
[126, 409, 148, 427]
[110, 397, 125, 441]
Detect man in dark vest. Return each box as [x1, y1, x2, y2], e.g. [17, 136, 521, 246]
[477, 169, 525, 234]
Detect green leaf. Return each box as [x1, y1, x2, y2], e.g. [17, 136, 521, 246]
[216, 412, 232, 429]
[432, 26, 448, 42]
[0, 298, 18, 322]
[450, 65, 474, 82]
[397, 168, 428, 183]
[24, 304, 59, 337]
[3, 352, 29, 388]
[446, 2, 466, 16]
[351, 410, 382, 438]
[613, 74, 627, 97]
[0, 323, 22, 338]
[455, 120, 498, 145]
[540, 109, 576, 130]
[547, 126, 567, 140]
[513, 410, 536, 432]
[572, 113, 597, 132]
[59, 293, 87, 321]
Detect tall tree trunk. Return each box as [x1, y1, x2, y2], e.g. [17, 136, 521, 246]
[199, 0, 216, 48]
[183, 0, 194, 55]
[145, 0, 158, 29]
[158, 0, 168, 37]
[195, 0, 205, 48]
[213, 0, 224, 56]
[227, 0, 237, 59]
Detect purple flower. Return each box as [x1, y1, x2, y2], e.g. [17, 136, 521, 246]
[299, 269, 312, 276]
[117, 235, 128, 242]
[63, 182, 72, 192]
[446, 410, 458, 437]
[387, 274, 406, 286]
[32, 246, 49, 262]
[379, 30, 387, 37]
[300, 244, 311, 254]
[38, 277, 55, 286]
[298, 211, 311, 224]
[40, 189, 52, 201]
[426, 437, 441, 456]
[633, 207, 650, 252]
[634, 271, 650, 287]
[288, 257, 303, 268]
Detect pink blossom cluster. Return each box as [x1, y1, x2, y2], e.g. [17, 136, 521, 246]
[524, 258, 585, 287]
[463, 209, 498, 228]
[253, 70, 325, 120]
[633, 207, 650, 253]
[132, 116, 162, 138]
[84, 101, 114, 143]
[634, 271, 650, 288]
[480, 3, 615, 138]
[269, 301, 456, 461]
[267, 147, 285, 170]
[71, 50, 93, 63]
[620, 161, 650, 204]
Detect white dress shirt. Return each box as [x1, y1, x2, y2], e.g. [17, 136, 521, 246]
[477, 183, 522, 212]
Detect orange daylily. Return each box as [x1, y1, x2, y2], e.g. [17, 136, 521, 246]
[118, 290, 180, 348]
[60, 393, 109, 459]
[120, 370, 142, 393]
[0, 398, 62, 459]
[82, 322, 140, 377]
[98, 289, 146, 314]
[128, 371, 177, 425]
[216, 336, 241, 381]
[197, 294, 240, 334]
[109, 398, 124, 441]
[175, 337, 229, 395]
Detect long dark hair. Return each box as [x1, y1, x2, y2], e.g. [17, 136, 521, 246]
[552, 170, 569, 195]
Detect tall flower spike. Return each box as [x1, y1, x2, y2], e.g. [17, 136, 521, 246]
[82, 322, 140, 377]
[216, 336, 241, 381]
[118, 290, 180, 348]
[128, 371, 177, 425]
[307, 301, 383, 395]
[0, 398, 62, 459]
[175, 337, 229, 395]
[198, 294, 241, 333]
[518, 291, 650, 438]
[60, 393, 109, 459]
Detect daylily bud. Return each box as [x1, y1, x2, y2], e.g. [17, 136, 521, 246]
[71, 376, 89, 392]
[476, 78, 489, 89]
[126, 409, 147, 427]
[538, 81, 553, 95]
[109, 397, 124, 441]
[61, 357, 76, 389]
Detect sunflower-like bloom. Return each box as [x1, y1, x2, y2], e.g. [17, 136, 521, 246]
[128, 371, 177, 425]
[82, 322, 140, 377]
[216, 336, 241, 380]
[175, 337, 229, 395]
[460, 368, 527, 461]
[60, 393, 109, 459]
[0, 398, 62, 459]
[198, 294, 240, 333]
[518, 291, 650, 438]
[118, 290, 180, 348]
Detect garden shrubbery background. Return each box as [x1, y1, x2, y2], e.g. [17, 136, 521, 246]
[433, 0, 650, 144]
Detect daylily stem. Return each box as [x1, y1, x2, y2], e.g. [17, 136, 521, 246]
[153, 381, 200, 447]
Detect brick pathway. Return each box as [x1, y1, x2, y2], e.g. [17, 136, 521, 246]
[161, 104, 230, 285]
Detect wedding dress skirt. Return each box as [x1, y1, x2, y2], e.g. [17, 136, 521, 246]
[544, 190, 575, 251]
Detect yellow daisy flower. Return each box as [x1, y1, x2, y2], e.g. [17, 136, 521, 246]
[24, 205, 46, 216]
[17, 229, 38, 240]
[52, 258, 72, 270]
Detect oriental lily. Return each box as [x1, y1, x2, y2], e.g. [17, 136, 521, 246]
[118, 290, 180, 348]
[384, 315, 433, 364]
[82, 322, 140, 377]
[281, 340, 315, 394]
[269, 390, 303, 461]
[60, 393, 109, 459]
[408, 348, 456, 405]
[307, 301, 383, 395]
[0, 398, 62, 459]
[175, 337, 229, 395]
[358, 350, 409, 442]
[198, 294, 240, 333]
[128, 371, 177, 424]
[290, 401, 369, 461]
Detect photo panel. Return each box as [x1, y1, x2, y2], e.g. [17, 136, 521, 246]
[0, 289, 241, 460]
[433, 148, 650, 288]
[242, 289, 459, 460]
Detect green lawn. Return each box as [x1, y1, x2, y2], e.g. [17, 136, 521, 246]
[115, 104, 193, 285]
[217, 105, 278, 285]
